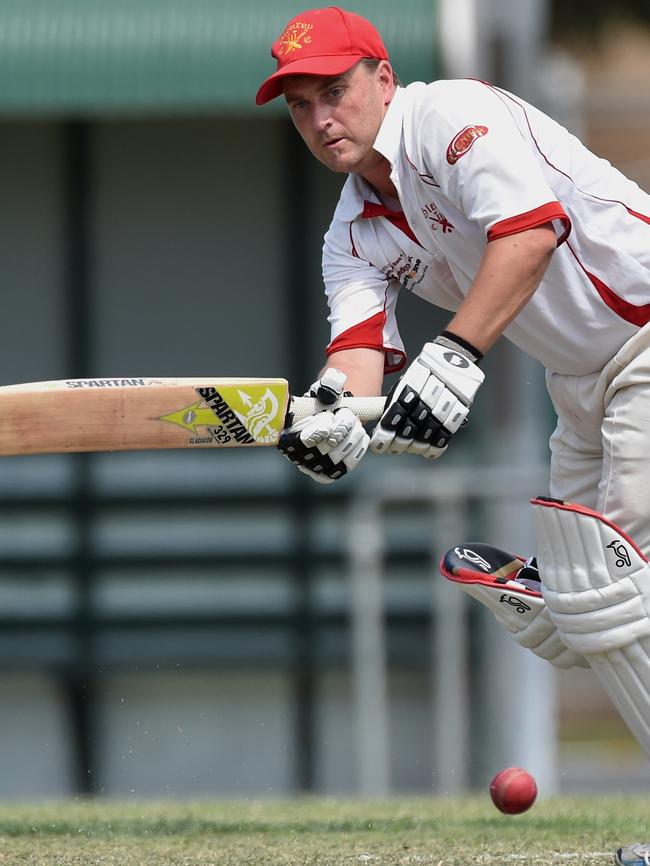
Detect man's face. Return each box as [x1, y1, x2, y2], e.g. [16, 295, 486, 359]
[283, 61, 395, 176]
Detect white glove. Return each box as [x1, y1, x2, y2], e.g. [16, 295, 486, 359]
[370, 336, 484, 458]
[304, 368, 349, 408]
[278, 369, 369, 484]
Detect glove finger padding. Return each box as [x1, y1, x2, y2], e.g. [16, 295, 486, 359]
[374, 384, 465, 455]
[306, 368, 349, 408]
[324, 409, 368, 464]
[278, 408, 369, 484]
[370, 338, 483, 458]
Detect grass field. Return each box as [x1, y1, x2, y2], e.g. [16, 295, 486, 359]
[0, 796, 649, 865]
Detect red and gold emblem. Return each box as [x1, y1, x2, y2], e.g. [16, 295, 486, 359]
[278, 21, 313, 55]
[446, 125, 488, 165]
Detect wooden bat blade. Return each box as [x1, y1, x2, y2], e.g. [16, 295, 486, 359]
[0, 377, 387, 456]
[0, 378, 291, 455]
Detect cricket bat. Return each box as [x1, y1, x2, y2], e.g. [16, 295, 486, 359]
[0, 377, 386, 456]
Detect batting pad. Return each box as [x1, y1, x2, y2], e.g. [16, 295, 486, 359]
[533, 497, 650, 755]
[440, 543, 587, 669]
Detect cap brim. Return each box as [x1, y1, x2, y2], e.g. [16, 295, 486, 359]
[255, 54, 364, 105]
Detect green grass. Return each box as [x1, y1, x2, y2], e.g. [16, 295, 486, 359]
[0, 795, 647, 864]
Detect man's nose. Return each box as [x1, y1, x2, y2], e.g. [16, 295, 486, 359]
[312, 103, 332, 131]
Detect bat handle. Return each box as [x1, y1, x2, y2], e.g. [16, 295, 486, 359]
[290, 395, 386, 424]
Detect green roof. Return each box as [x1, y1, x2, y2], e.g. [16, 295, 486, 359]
[0, 0, 437, 115]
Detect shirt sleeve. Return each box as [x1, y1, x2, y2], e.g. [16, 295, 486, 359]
[322, 213, 406, 374]
[413, 80, 571, 245]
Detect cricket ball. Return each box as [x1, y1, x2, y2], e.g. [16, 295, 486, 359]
[489, 767, 537, 814]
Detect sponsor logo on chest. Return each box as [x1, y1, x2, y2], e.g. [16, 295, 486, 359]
[422, 202, 454, 235]
[382, 252, 429, 291]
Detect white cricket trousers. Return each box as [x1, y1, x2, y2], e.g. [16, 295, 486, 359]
[546, 321, 650, 555]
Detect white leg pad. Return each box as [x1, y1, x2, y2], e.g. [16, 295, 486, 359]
[440, 545, 588, 669]
[533, 497, 650, 754]
[460, 582, 588, 669]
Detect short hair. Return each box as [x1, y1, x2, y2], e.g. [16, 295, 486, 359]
[359, 58, 402, 87]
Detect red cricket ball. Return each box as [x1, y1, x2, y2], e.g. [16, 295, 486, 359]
[489, 767, 538, 814]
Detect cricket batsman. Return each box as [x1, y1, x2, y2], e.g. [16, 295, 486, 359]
[256, 8, 650, 862]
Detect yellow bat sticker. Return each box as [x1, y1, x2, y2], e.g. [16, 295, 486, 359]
[160, 383, 286, 445]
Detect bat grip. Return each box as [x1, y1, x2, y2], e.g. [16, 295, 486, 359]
[290, 395, 385, 424]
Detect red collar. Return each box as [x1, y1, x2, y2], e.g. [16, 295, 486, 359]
[361, 201, 421, 247]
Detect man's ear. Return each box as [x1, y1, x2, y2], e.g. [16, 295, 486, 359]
[377, 60, 396, 99]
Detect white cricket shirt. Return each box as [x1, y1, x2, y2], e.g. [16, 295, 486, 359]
[323, 80, 650, 375]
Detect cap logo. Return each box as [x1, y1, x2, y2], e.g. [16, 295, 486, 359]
[446, 125, 488, 165]
[278, 21, 313, 55]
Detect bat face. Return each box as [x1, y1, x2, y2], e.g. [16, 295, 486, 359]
[159, 382, 287, 447]
[0, 378, 292, 455]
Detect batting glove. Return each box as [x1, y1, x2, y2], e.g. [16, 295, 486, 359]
[369, 335, 484, 459]
[278, 369, 369, 484]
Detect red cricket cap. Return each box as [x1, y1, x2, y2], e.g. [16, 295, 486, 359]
[256, 6, 389, 105]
